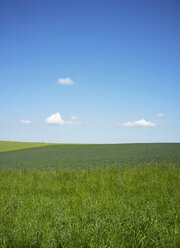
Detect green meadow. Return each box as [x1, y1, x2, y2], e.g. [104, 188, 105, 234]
[0, 141, 51, 153]
[0, 142, 180, 247]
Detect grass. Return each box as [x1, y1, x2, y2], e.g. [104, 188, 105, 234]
[0, 143, 180, 170]
[0, 141, 85, 153]
[0, 141, 51, 153]
[0, 165, 180, 247]
[0, 142, 180, 247]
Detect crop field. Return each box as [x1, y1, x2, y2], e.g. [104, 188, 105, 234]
[0, 141, 51, 153]
[0, 142, 180, 171]
[0, 166, 180, 248]
[0, 142, 180, 247]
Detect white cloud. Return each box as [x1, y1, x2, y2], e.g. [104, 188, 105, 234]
[117, 119, 156, 127]
[71, 116, 80, 120]
[57, 77, 75, 85]
[46, 112, 65, 125]
[157, 113, 165, 117]
[46, 112, 82, 126]
[20, 120, 31, 124]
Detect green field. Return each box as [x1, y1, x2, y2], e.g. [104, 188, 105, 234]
[0, 166, 180, 248]
[0, 142, 180, 247]
[0, 141, 51, 153]
[0, 142, 180, 170]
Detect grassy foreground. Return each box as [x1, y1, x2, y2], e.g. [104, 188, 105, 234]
[0, 165, 180, 247]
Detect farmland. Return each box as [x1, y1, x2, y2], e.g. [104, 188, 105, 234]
[0, 141, 51, 153]
[0, 142, 180, 171]
[0, 142, 180, 247]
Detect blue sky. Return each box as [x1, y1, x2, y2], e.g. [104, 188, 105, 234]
[0, 0, 180, 143]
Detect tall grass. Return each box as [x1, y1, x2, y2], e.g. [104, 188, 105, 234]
[0, 165, 180, 247]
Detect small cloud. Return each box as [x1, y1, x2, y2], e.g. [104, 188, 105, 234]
[46, 112, 82, 126]
[57, 77, 75, 85]
[20, 120, 31, 124]
[157, 113, 165, 117]
[46, 112, 65, 126]
[71, 116, 80, 121]
[117, 119, 156, 127]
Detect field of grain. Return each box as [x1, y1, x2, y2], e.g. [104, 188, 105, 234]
[0, 143, 180, 171]
[0, 166, 180, 248]
[0, 142, 180, 247]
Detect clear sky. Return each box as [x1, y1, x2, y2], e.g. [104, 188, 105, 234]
[0, 0, 180, 143]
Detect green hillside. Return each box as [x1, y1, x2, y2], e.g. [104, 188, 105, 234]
[0, 141, 54, 153]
